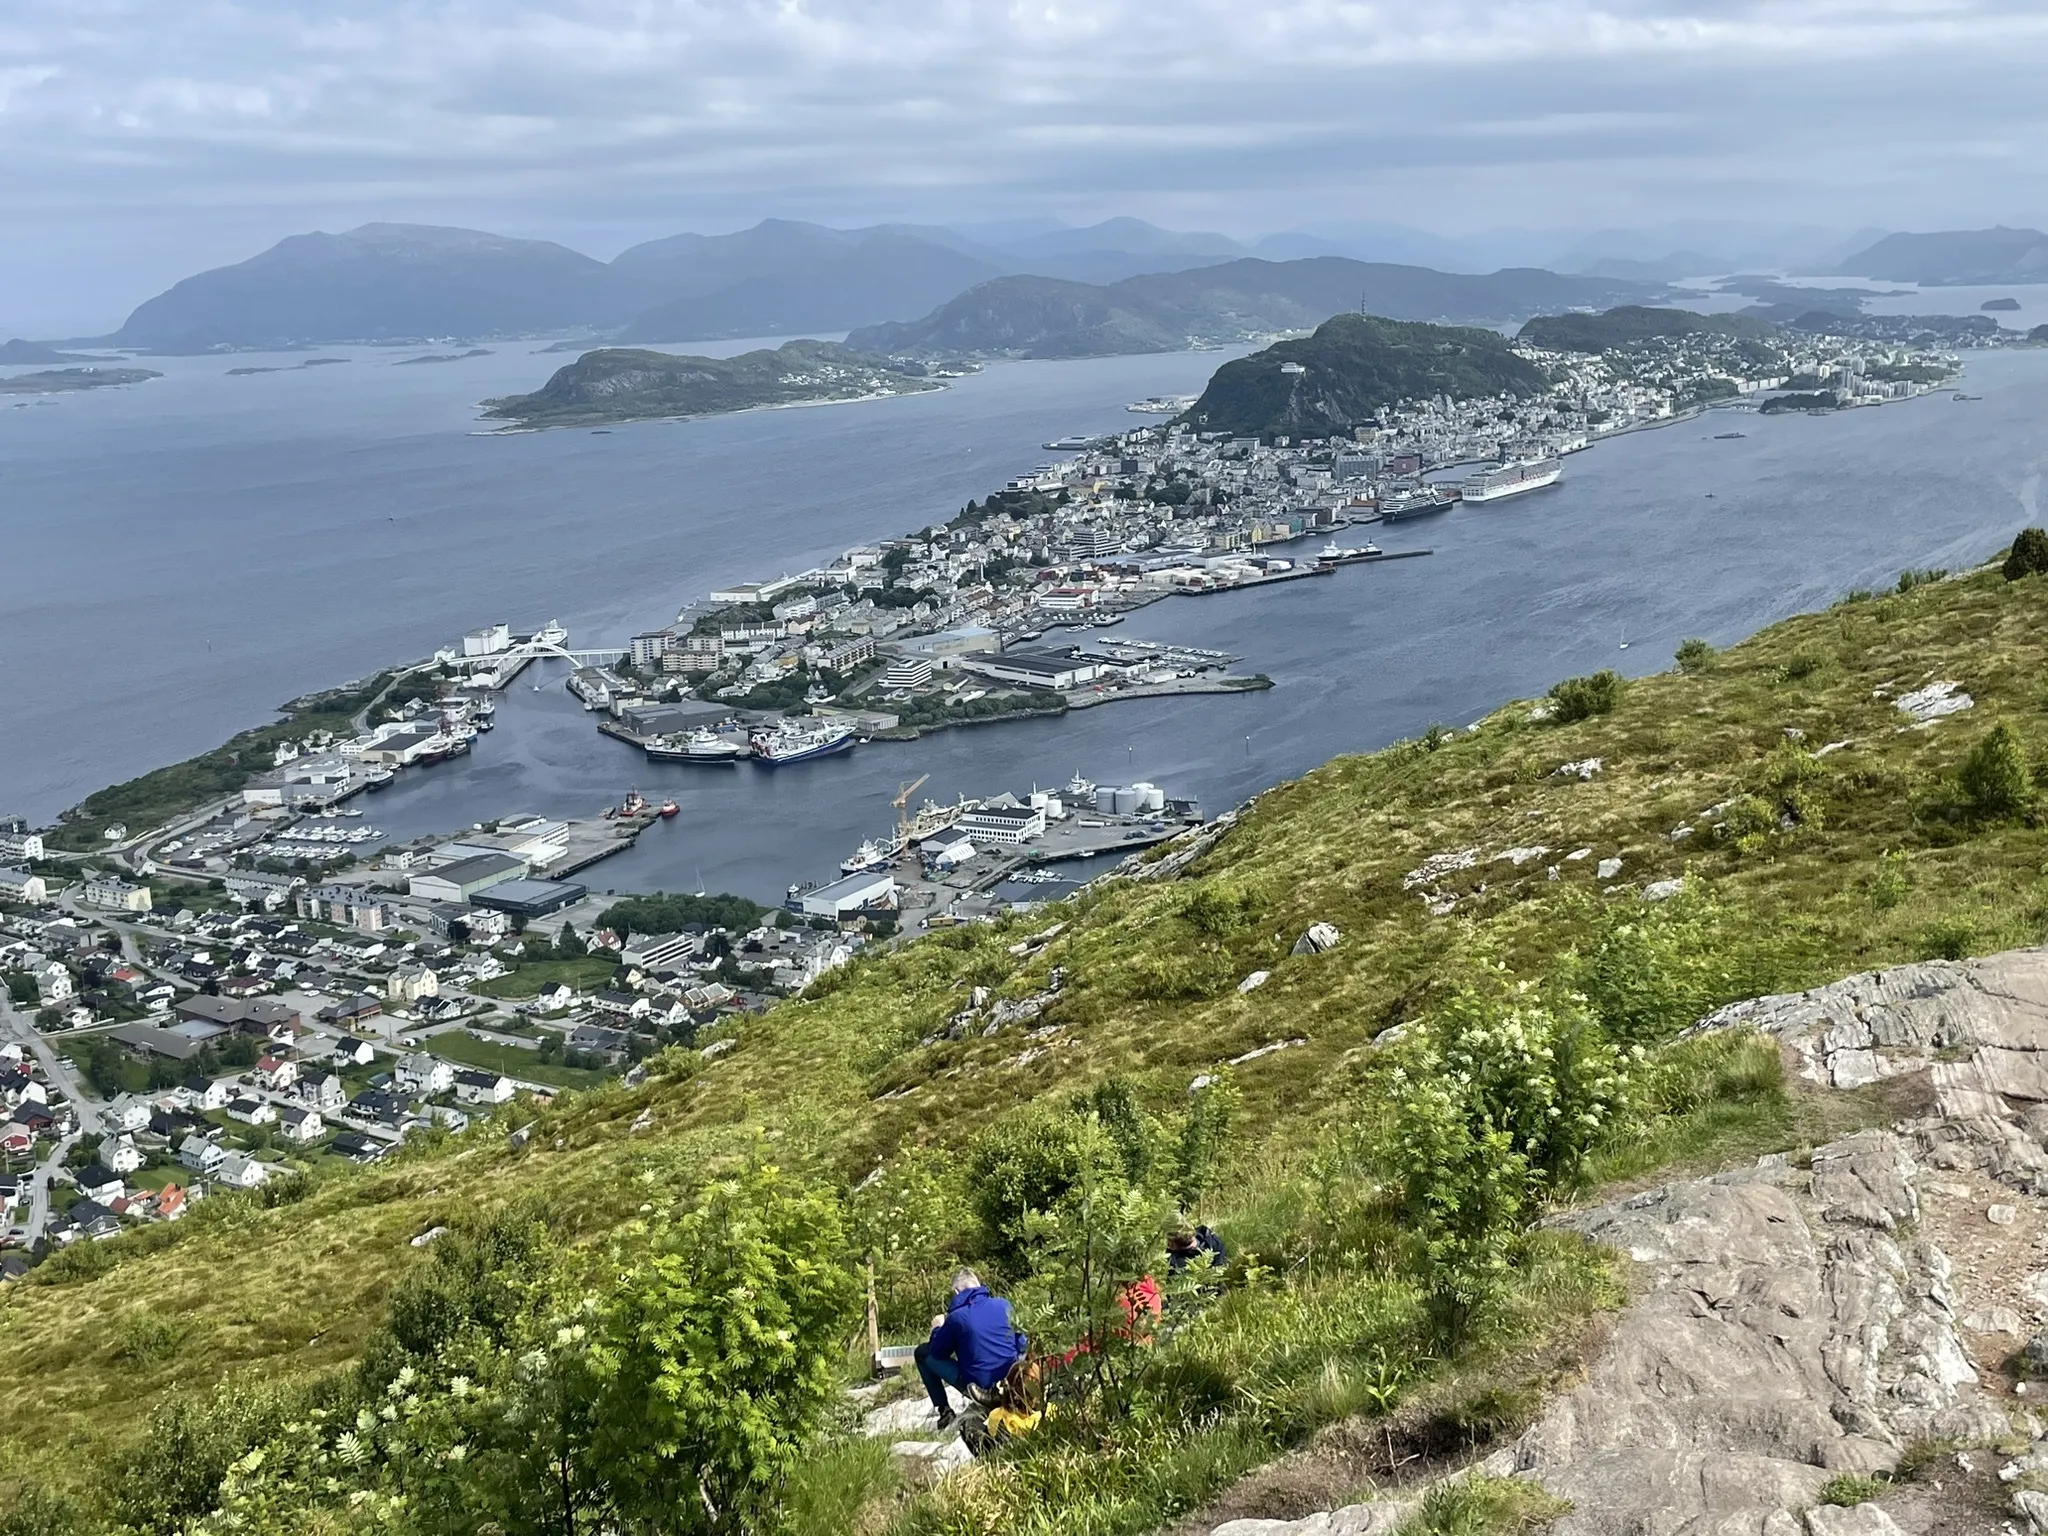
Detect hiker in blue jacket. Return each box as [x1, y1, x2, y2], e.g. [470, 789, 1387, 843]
[915, 1268, 1028, 1428]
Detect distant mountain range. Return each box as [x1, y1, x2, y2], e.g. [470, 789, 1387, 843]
[845, 259, 1659, 358]
[1181, 313, 1547, 438]
[1834, 227, 2048, 286]
[88, 218, 1377, 354]
[80, 217, 1679, 356]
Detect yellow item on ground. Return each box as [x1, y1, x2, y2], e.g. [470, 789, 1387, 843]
[986, 1404, 1043, 1438]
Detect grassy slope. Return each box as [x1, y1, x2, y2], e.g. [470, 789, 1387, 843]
[8, 562, 2048, 1472]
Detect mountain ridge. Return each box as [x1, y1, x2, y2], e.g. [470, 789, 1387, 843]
[848, 256, 1660, 357]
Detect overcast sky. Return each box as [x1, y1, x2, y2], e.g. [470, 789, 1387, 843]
[4, 0, 2047, 334]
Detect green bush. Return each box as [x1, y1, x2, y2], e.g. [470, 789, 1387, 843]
[1546, 670, 1622, 723]
[1382, 973, 1633, 1337]
[965, 1105, 1125, 1269]
[1816, 1471, 1888, 1506]
[2003, 527, 2048, 581]
[1958, 721, 2033, 819]
[1896, 567, 1947, 594]
[1673, 638, 1714, 673]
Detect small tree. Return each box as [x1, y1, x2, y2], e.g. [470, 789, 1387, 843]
[1547, 669, 1622, 723]
[1959, 721, 2033, 819]
[1382, 973, 1634, 1340]
[1674, 637, 1714, 673]
[2004, 527, 2048, 581]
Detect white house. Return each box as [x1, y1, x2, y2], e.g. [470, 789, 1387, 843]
[300, 1073, 346, 1112]
[329, 1036, 377, 1067]
[394, 1054, 455, 1097]
[386, 964, 439, 1004]
[225, 1097, 276, 1127]
[255, 1054, 298, 1091]
[98, 1136, 145, 1174]
[276, 1106, 324, 1144]
[178, 1134, 225, 1176]
[215, 1152, 269, 1189]
[34, 961, 73, 1004]
[101, 1095, 152, 1134]
[452, 1069, 515, 1106]
[184, 1077, 232, 1112]
[0, 868, 47, 905]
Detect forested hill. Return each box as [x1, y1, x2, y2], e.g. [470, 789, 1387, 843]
[1182, 312, 1549, 437]
[1516, 304, 1777, 353]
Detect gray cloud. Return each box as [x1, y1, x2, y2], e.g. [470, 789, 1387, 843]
[2, 1, 2045, 332]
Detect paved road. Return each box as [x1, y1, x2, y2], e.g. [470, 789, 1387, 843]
[0, 993, 103, 1247]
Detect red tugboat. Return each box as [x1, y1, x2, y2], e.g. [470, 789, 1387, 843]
[658, 799, 679, 819]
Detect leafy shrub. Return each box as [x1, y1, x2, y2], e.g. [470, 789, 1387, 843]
[1959, 721, 2033, 819]
[1921, 916, 1977, 962]
[1383, 974, 1634, 1337]
[1566, 887, 1733, 1045]
[110, 1311, 182, 1366]
[1776, 645, 1827, 682]
[1546, 670, 1622, 723]
[966, 1105, 1125, 1269]
[1871, 849, 1911, 909]
[1674, 637, 1715, 673]
[2004, 527, 2048, 581]
[1181, 880, 1257, 936]
[848, 1147, 974, 1324]
[1896, 567, 1947, 593]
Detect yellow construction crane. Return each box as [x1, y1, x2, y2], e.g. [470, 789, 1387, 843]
[893, 774, 930, 844]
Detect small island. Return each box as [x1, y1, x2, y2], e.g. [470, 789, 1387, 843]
[396, 347, 493, 365]
[479, 340, 948, 430]
[1982, 297, 2022, 312]
[0, 366, 161, 395]
[225, 357, 351, 376]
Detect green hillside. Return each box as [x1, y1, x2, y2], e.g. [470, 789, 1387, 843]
[15, 553, 2048, 1532]
[1183, 312, 1547, 437]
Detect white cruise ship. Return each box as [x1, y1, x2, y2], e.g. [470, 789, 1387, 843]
[1459, 457, 1562, 503]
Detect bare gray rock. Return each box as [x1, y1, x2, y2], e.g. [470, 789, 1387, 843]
[1804, 1505, 1906, 1536]
[1291, 922, 1342, 956]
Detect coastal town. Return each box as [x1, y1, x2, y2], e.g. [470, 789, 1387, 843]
[0, 306, 1994, 1269]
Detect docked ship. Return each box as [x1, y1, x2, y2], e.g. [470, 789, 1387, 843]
[841, 837, 900, 874]
[363, 767, 395, 792]
[1043, 434, 1097, 451]
[1458, 457, 1562, 504]
[646, 728, 752, 765]
[1377, 487, 1456, 523]
[749, 719, 858, 766]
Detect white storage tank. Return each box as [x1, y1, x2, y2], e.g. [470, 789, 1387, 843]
[1130, 782, 1166, 812]
[1095, 786, 1120, 814]
[1112, 786, 1143, 815]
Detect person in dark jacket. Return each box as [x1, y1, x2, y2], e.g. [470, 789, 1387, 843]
[1165, 1221, 1228, 1274]
[915, 1268, 1028, 1428]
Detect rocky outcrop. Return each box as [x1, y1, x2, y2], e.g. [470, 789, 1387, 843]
[1696, 948, 2048, 1192]
[1208, 947, 2048, 1536]
[1491, 1131, 1993, 1535]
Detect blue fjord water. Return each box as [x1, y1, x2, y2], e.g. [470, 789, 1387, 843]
[3, 340, 2046, 904]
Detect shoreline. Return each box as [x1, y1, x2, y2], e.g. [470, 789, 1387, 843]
[28, 350, 1972, 856]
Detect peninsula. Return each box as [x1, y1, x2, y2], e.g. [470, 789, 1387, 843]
[477, 340, 951, 429]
